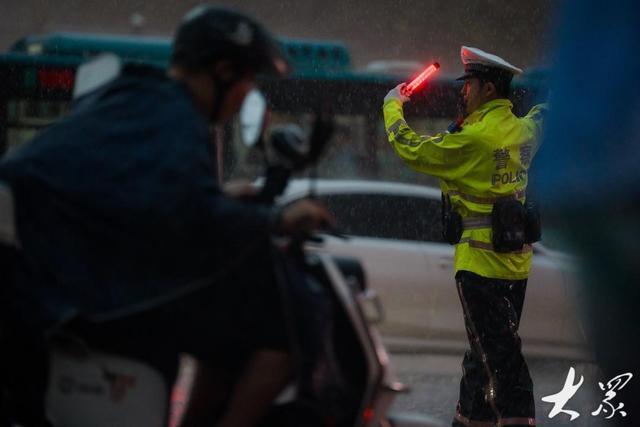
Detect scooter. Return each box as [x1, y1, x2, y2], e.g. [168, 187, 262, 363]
[0, 56, 445, 427]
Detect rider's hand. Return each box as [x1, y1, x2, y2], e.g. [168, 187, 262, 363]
[276, 199, 335, 236]
[384, 83, 410, 104]
[223, 180, 258, 199]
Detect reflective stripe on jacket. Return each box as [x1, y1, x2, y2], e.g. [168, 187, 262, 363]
[383, 98, 547, 280]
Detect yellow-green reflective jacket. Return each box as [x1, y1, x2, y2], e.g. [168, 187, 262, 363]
[383, 98, 547, 280]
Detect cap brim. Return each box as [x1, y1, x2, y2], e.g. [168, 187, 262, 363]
[455, 73, 473, 81]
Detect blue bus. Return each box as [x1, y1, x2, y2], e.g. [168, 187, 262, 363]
[0, 32, 546, 182]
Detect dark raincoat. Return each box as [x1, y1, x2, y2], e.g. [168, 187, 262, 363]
[0, 67, 272, 328]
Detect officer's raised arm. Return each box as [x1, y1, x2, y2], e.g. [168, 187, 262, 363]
[383, 83, 469, 181]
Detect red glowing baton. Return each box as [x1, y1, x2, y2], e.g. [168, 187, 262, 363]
[402, 62, 440, 96]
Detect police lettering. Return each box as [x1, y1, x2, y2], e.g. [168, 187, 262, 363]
[520, 144, 532, 167]
[491, 170, 527, 186]
[493, 148, 511, 170]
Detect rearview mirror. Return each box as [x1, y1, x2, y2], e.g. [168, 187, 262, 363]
[73, 53, 122, 99]
[239, 89, 267, 147]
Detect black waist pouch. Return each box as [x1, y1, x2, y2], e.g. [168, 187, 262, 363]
[491, 199, 526, 253]
[442, 193, 463, 245]
[443, 211, 463, 245]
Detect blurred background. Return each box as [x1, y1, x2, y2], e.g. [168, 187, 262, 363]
[0, 1, 556, 187]
[0, 0, 556, 73]
[6, 2, 634, 426]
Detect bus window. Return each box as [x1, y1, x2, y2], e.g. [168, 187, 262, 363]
[226, 112, 371, 181]
[5, 98, 70, 153]
[317, 114, 367, 179]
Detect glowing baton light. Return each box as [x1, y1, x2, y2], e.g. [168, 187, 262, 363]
[403, 62, 440, 96]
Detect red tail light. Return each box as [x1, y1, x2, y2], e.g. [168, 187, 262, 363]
[363, 407, 375, 424]
[38, 69, 75, 91]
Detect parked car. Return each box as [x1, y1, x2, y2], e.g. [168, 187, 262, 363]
[278, 179, 591, 360]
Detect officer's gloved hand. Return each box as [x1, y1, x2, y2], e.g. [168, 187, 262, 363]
[384, 83, 410, 104]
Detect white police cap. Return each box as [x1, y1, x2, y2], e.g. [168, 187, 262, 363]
[457, 46, 523, 80]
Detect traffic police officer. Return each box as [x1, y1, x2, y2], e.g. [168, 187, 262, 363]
[383, 46, 547, 426]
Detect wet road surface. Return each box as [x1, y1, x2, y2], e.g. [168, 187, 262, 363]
[389, 352, 619, 427]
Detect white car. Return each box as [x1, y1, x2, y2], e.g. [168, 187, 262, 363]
[279, 179, 591, 360]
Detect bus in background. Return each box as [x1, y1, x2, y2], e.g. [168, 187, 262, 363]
[0, 32, 547, 184]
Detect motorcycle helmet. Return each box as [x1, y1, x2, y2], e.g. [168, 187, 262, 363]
[171, 5, 290, 77]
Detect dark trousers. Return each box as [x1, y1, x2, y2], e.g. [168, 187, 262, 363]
[452, 271, 535, 427]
